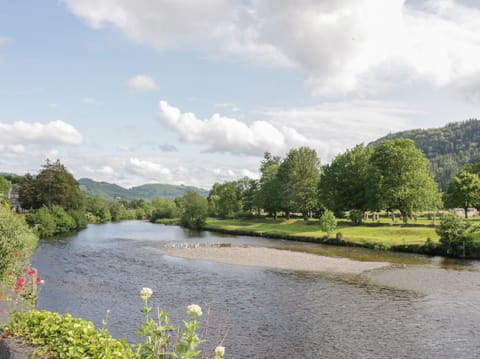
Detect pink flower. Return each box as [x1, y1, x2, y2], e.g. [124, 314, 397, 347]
[15, 251, 20, 257]
[16, 277, 26, 293]
[36, 276, 42, 285]
[28, 268, 37, 277]
[23, 267, 28, 273]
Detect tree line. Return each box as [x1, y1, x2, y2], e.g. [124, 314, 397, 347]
[207, 139, 442, 223]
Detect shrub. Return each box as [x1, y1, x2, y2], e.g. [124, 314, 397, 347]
[349, 209, 364, 225]
[319, 210, 337, 235]
[51, 205, 76, 234]
[436, 213, 475, 257]
[0, 208, 38, 284]
[68, 209, 88, 230]
[26, 206, 56, 238]
[5, 310, 133, 358]
[5, 288, 227, 359]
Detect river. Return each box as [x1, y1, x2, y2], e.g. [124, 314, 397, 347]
[32, 221, 480, 358]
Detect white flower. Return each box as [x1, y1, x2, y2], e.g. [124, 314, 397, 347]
[186, 304, 202, 317]
[140, 287, 153, 301]
[215, 346, 225, 357]
[40, 280, 45, 285]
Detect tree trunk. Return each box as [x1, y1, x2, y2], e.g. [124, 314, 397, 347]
[465, 207, 468, 219]
[285, 210, 290, 220]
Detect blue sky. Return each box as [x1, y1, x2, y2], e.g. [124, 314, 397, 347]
[1, 0, 480, 189]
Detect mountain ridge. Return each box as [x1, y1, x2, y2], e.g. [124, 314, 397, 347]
[78, 178, 209, 201]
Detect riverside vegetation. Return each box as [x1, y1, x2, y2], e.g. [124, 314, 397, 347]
[3, 137, 480, 257]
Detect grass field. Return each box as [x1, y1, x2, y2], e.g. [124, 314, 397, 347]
[204, 217, 439, 249]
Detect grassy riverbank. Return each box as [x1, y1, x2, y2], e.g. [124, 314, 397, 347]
[203, 217, 439, 250]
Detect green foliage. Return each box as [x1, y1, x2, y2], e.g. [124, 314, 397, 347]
[109, 202, 130, 221]
[319, 210, 337, 234]
[0, 208, 38, 283]
[26, 206, 86, 238]
[255, 153, 282, 217]
[319, 144, 372, 213]
[180, 191, 208, 229]
[5, 310, 133, 358]
[0, 175, 11, 205]
[26, 206, 56, 238]
[4, 290, 226, 359]
[349, 209, 364, 225]
[208, 181, 243, 218]
[371, 119, 480, 191]
[368, 139, 441, 222]
[51, 205, 76, 233]
[85, 196, 112, 223]
[277, 147, 320, 218]
[68, 209, 88, 229]
[150, 197, 180, 221]
[19, 159, 81, 210]
[436, 213, 476, 257]
[443, 170, 480, 218]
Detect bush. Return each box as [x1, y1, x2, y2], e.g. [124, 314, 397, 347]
[68, 209, 88, 229]
[436, 213, 474, 257]
[349, 209, 364, 225]
[0, 208, 38, 283]
[5, 310, 133, 358]
[51, 205, 76, 234]
[5, 288, 227, 359]
[319, 210, 337, 235]
[26, 206, 56, 238]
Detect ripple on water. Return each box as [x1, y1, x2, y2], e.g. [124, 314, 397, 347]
[32, 221, 480, 359]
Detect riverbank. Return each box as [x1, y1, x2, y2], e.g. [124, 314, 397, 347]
[202, 217, 440, 254]
[165, 246, 391, 274]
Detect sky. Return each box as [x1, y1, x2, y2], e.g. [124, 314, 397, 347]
[1, 0, 480, 189]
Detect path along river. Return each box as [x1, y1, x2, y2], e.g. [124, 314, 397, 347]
[32, 221, 480, 359]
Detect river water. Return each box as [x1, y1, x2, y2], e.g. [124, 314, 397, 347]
[32, 221, 480, 358]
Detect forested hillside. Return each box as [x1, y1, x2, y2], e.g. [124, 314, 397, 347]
[78, 178, 208, 201]
[371, 119, 480, 191]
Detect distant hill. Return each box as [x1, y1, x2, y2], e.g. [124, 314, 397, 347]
[78, 178, 208, 201]
[371, 119, 480, 191]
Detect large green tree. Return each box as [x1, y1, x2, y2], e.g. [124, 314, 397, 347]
[277, 147, 320, 219]
[19, 160, 82, 210]
[443, 170, 480, 218]
[180, 191, 208, 229]
[368, 139, 441, 222]
[319, 144, 372, 213]
[208, 181, 243, 218]
[254, 153, 282, 218]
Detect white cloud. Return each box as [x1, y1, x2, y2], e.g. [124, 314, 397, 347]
[48, 103, 58, 108]
[66, 0, 480, 97]
[158, 100, 308, 155]
[82, 97, 96, 103]
[261, 100, 418, 161]
[128, 158, 171, 180]
[64, 0, 231, 49]
[0, 120, 83, 147]
[128, 75, 159, 92]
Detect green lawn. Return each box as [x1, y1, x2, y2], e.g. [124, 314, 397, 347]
[204, 217, 439, 248]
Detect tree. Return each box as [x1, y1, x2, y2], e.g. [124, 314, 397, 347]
[255, 153, 281, 218]
[85, 196, 111, 223]
[319, 144, 372, 213]
[368, 139, 441, 223]
[443, 171, 480, 218]
[208, 181, 242, 218]
[277, 147, 320, 219]
[19, 160, 81, 210]
[180, 191, 208, 229]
